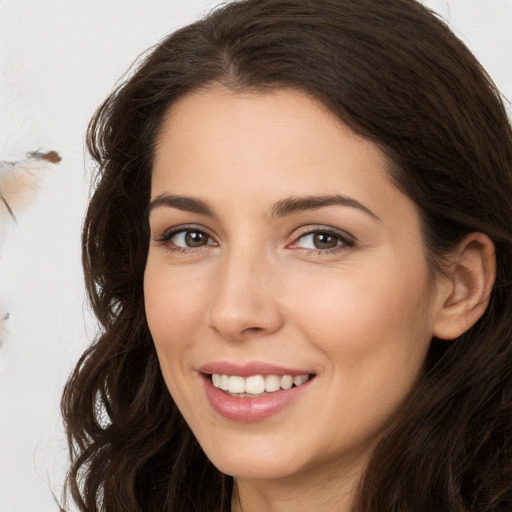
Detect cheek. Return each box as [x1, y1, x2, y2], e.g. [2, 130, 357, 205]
[143, 265, 214, 421]
[288, 258, 434, 382]
[288, 267, 434, 443]
[144, 266, 209, 366]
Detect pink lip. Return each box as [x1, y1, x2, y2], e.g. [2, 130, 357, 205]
[198, 362, 314, 423]
[198, 361, 311, 377]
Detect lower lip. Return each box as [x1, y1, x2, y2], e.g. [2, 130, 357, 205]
[202, 375, 312, 423]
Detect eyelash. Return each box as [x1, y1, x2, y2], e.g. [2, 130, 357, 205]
[288, 226, 355, 255]
[153, 225, 217, 253]
[153, 225, 355, 255]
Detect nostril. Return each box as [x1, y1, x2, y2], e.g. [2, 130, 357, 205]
[243, 326, 264, 333]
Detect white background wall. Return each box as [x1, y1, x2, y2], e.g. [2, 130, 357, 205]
[0, 1, 510, 510]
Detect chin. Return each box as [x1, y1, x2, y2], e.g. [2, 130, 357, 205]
[198, 435, 306, 480]
[212, 456, 298, 481]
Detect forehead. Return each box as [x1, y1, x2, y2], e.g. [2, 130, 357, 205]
[151, 87, 415, 225]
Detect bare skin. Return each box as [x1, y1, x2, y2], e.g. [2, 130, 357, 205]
[144, 88, 495, 512]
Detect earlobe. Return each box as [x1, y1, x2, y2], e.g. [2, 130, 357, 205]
[433, 232, 496, 341]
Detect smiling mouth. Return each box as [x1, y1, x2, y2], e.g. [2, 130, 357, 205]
[210, 373, 313, 397]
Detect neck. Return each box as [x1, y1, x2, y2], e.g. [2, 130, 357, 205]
[231, 458, 364, 512]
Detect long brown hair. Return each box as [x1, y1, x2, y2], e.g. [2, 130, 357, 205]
[62, 0, 512, 510]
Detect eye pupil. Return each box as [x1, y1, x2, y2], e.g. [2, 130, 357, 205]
[185, 231, 207, 247]
[313, 232, 338, 249]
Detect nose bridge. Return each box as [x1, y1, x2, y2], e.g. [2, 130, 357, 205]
[208, 239, 282, 339]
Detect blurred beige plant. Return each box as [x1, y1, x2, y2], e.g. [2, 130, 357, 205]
[0, 150, 61, 223]
[0, 150, 61, 347]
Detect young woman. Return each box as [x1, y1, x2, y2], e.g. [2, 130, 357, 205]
[62, 0, 512, 510]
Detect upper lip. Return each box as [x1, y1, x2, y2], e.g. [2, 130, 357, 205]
[197, 361, 313, 377]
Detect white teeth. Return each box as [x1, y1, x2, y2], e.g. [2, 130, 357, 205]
[265, 374, 281, 392]
[219, 374, 229, 391]
[280, 375, 293, 390]
[228, 375, 245, 394]
[245, 375, 265, 394]
[293, 375, 308, 386]
[211, 373, 310, 395]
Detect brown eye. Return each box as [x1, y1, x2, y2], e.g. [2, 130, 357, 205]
[184, 230, 209, 247]
[312, 232, 339, 249]
[165, 229, 214, 248]
[293, 228, 354, 252]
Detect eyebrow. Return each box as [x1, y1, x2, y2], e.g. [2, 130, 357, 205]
[147, 194, 214, 217]
[271, 194, 380, 220]
[147, 193, 379, 221]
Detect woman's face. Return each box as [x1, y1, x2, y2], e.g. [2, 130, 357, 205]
[144, 88, 446, 483]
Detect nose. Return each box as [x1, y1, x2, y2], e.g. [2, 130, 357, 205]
[208, 248, 284, 340]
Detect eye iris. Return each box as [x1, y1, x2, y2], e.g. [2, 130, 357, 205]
[313, 232, 338, 249]
[185, 231, 207, 247]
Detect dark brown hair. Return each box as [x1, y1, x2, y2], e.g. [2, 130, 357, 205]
[62, 0, 512, 510]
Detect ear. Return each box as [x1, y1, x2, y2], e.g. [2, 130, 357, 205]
[433, 232, 496, 340]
